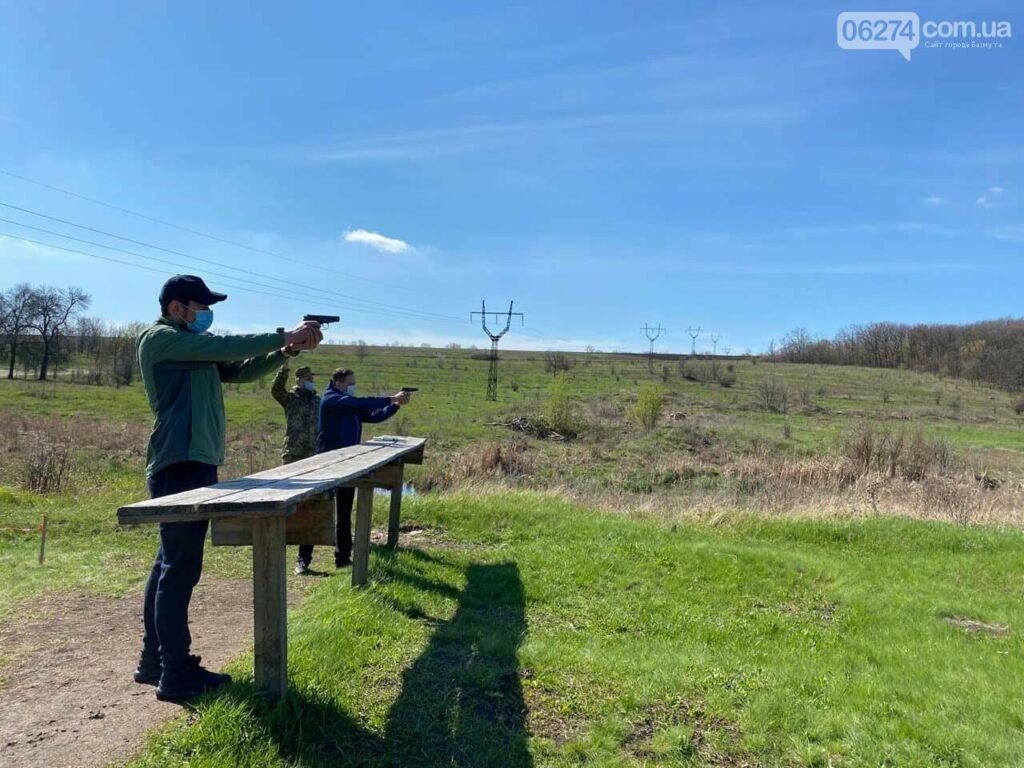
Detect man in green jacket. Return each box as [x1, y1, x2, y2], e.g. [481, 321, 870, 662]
[133, 275, 322, 703]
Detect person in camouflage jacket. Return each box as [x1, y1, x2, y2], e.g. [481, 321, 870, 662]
[271, 362, 320, 463]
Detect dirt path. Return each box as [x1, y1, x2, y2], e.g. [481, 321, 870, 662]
[0, 579, 299, 768]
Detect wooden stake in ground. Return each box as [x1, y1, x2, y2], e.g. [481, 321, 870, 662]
[38, 513, 47, 565]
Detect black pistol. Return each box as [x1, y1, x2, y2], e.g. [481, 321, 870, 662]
[277, 314, 340, 332]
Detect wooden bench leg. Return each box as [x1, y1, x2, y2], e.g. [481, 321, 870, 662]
[252, 514, 288, 698]
[352, 487, 373, 587]
[387, 464, 404, 548]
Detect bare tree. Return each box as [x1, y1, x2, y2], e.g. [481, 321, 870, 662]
[108, 321, 146, 386]
[354, 339, 369, 362]
[544, 350, 572, 376]
[1, 283, 39, 380]
[28, 286, 91, 381]
[74, 315, 105, 358]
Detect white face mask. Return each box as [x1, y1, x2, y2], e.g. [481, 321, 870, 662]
[302, 381, 316, 393]
[346, 384, 357, 396]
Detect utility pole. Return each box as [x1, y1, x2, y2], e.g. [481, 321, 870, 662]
[722, 345, 732, 356]
[710, 332, 721, 355]
[641, 323, 665, 371]
[688, 326, 702, 356]
[470, 300, 523, 401]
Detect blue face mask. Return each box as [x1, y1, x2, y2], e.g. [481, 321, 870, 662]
[346, 384, 357, 396]
[187, 309, 214, 334]
[303, 381, 317, 393]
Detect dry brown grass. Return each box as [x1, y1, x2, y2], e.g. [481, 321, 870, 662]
[415, 439, 534, 492]
[0, 411, 149, 492]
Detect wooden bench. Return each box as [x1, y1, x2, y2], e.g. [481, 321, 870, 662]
[117, 436, 425, 698]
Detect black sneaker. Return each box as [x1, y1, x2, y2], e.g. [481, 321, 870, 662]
[335, 555, 352, 569]
[155, 655, 232, 703]
[294, 559, 311, 576]
[133, 650, 162, 686]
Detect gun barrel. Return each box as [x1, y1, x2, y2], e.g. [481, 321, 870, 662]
[304, 314, 340, 325]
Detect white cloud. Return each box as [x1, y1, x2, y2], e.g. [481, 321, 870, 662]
[343, 229, 410, 254]
[923, 195, 946, 206]
[976, 186, 1006, 208]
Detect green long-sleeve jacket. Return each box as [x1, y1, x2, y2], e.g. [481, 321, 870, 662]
[137, 317, 287, 477]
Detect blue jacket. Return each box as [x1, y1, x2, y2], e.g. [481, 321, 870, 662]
[315, 382, 399, 453]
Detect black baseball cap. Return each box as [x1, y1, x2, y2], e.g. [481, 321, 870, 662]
[159, 275, 228, 308]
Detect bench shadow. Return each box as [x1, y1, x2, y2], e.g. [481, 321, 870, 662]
[382, 561, 532, 768]
[211, 559, 532, 768]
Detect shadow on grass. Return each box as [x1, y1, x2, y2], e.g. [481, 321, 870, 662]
[213, 559, 532, 768]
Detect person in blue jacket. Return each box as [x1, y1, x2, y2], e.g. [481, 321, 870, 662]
[296, 367, 411, 574]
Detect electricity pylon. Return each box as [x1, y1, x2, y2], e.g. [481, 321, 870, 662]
[688, 326, 702, 356]
[641, 323, 665, 371]
[710, 332, 721, 354]
[471, 300, 523, 401]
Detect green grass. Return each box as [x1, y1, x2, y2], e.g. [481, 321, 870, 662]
[120, 492, 1024, 767]
[4, 352, 1024, 764]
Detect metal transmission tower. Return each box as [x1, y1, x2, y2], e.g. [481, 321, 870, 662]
[710, 332, 721, 354]
[471, 300, 523, 401]
[641, 323, 665, 371]
[687, 326, 703, 356]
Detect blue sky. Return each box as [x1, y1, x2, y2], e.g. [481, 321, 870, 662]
[0, 1, 1021, 353]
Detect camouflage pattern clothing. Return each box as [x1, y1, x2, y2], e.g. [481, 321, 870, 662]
[271, 364, 320, 463]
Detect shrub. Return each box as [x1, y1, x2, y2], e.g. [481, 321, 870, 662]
[797, 384, 814, 408]
[842, 424, 956, 481]
[629, 386, 664, 431]
[1015, 396, 1024, 415]
[541, 374, 578, 437]
[757, 375, 789, 413]
[717, 364, 737, 388]
[544, 350, 572, 376]
[22, 440, 72, 493]
[681, 360, 709, 383]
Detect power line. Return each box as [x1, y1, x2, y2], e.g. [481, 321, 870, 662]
[0, 202, 465, 325]
[0, 167, 445, 301]
[0, 231, 410, 320]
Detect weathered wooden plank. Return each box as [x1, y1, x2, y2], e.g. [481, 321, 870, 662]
[118, 438, 426, 523]
[252, 513, 288, 698]
[216, 450, 401, 507]
[211, 497, 336, 546]
[118, 445, 385, 514]
[352, 487, 374, 588]
[341, 463, 403, 489]
[387, 464, 404, 548]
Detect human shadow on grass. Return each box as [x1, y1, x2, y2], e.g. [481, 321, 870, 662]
[211, 559, 532, 768]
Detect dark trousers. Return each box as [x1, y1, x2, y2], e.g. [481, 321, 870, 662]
[298, 486, 355, 565]
[141, 461, 218, 672]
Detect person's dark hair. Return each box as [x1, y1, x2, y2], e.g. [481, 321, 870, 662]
[332, 368, 354, 384]
[160, 299, 173, 316]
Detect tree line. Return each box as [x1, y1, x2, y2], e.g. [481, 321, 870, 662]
[773, 320, 1024, 391]
[0, 282, 143, 385]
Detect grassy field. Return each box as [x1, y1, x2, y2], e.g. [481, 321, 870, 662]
[123, 493, 1024, 768]
[2, 346, 1024, 765]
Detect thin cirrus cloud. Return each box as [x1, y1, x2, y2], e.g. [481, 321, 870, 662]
[343, 228, 410, 254]
[923, 195, 946, 206]
[312, 107, 802, 163]
[976, 186, 1005, 208]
